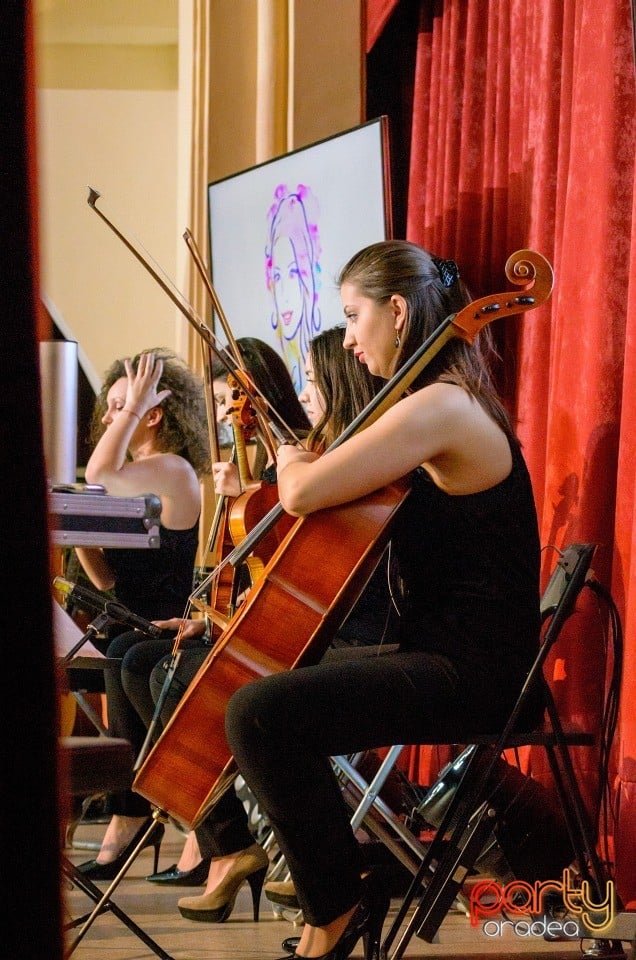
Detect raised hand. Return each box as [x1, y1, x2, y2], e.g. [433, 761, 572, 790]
[124, 352, 172, 418]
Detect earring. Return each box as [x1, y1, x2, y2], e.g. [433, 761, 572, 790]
[394, 334, 400, 349]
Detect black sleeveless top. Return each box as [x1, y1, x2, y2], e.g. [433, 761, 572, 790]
[104, 520, 199, 620]
[391, 437, 541, 693]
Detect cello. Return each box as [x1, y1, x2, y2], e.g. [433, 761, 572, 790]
[132, 249, 554, 829]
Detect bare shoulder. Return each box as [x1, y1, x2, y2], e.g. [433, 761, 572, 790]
[142, 451, 200, 497]
[408, 384, 512, 493]
[399, 381, 478, 428]
[145, 452, 201, 526]
[147, 451, 197, 475]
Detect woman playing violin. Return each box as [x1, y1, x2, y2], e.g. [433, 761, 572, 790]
[210, 336, 311, 497]
[224, 240, 543, 960]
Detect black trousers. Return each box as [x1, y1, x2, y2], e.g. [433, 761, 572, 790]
[149, 647, 255, 857]
[147, 642, 405, 859]
[104, 631, 201, 817]
[223, 646, 512, 927]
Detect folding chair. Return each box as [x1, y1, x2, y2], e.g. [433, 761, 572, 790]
[375, 541, 625, 959]
[60, 736, 173, 960]
[327, 543, 624, 957]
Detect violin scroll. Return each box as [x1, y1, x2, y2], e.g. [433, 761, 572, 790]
[452, 248, 554, 343]
[227, 372, 259, 439]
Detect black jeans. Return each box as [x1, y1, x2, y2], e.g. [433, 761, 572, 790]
[224, 647, 475, 927]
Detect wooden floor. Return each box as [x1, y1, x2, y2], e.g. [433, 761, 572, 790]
[61, 819, 625, 960]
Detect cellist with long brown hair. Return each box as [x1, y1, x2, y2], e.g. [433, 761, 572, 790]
[223, 240, 545, 960]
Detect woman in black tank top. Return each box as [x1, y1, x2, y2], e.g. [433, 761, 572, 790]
[74, 348, 210, 879]
[223, 241, 542, 960]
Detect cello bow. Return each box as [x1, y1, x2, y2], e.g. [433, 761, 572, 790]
[87, 186, 304, 620]
[132, 250, 554, 829]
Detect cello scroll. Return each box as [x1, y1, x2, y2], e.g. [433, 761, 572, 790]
[452, 249, 554, 343]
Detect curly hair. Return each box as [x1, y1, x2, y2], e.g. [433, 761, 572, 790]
[90, 347, 211, 477]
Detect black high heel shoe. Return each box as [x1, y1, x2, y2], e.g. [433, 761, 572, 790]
[77, 816, 165, 881]
[283, 873, 390, 960]
[146, 856, 212, 885]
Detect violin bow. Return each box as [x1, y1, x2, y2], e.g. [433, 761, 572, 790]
[183, 229, 295, 462]
[87, 188, 302, 452]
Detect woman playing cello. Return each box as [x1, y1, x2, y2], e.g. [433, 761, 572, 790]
[224, 240, 544, 960]
[148, 327, 391, 925]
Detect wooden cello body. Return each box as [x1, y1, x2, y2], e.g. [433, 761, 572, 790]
[134, 476, 409, 827]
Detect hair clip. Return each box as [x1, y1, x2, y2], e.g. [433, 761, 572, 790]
[431, 255, 460, 287]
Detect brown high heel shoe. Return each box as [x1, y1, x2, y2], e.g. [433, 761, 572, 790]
[177, 843, 269, 923]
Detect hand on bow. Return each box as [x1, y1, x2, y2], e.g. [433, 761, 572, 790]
[212, 461, 242, 497]
[276, 442, 318, 472]
[152, 617, 206, 640]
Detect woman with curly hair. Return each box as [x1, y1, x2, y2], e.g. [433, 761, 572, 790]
[75, 348, 211, 879]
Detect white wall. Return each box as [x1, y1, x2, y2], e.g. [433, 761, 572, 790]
[35, 0, 362, 390]
[37, 86, 178, 387]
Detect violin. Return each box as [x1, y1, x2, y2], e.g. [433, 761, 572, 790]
[200, 460, 239, 636]
[133, 249, 555, 829]
[192, 374, 269, 634]
[225, 372, 297, 583]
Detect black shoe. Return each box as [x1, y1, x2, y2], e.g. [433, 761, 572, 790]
[146, 857, 211, 885]
[281, 873, 390, 960]
[77, 817, 164, 881]
[282, 936, 300, 953]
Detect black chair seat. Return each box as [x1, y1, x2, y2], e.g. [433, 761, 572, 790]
[61, 736, 134, 796]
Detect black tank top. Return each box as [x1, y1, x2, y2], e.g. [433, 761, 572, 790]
[391, 437, 541, 688]
[104, 520, 199, 620]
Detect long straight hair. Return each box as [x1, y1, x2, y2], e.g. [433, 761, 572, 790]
[306, 325, 384, 450]
[212, 337, 310, 433]
[338, 240, 515, 438]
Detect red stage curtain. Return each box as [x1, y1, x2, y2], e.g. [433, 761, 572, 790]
[365, 0, 400, 52]
[366, 0, 636, 902]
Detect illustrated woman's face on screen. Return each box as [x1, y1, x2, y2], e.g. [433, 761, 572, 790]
[266, 187, 323, 393]
[271, 235, 306, 342]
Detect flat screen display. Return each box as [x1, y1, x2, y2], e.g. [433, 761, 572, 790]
[207, 117, 392, 392]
